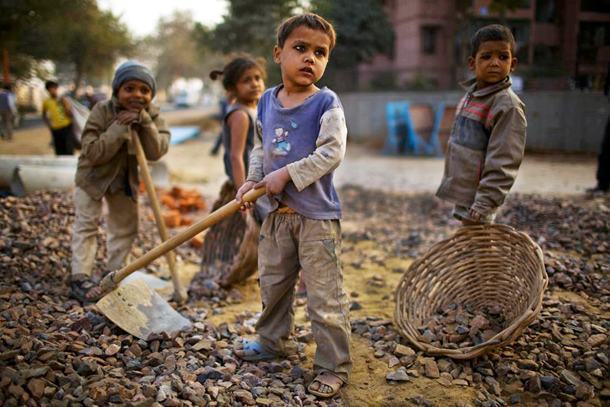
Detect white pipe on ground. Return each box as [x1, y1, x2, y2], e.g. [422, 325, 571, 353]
[11, 164, 76, 196]
[0, 155, 77, 187]
[1, 155, 170, 195]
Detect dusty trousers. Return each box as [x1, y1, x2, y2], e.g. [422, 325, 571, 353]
[255, 212, 352, 382]
[71, 186, 138, 277]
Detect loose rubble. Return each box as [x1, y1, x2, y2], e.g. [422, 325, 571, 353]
[0, 187, 608, 406]
[416, 303, 506, 349]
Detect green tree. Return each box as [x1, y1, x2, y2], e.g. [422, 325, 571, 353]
[210, 0, 301, 84]
[0, 0, 132, 90]
[192, 22, 225, 79]
[0, 0, 67, 81]
[57, 2, 133, 91]
[212, 0, 300, 57]
[311, 0, 394, 90]
[139, 12, 224, 93]
[145, 11, 204, 91]
[312, 0, 394, 68]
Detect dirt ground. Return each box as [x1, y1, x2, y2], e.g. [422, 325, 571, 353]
[205, 234, 481, 407]
[161, 134, 599, 199]
[0, 113, 607, 406]
[0, 112, 598, 199]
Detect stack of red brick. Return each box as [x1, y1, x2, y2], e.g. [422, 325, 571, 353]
[157, 187, 206, 228]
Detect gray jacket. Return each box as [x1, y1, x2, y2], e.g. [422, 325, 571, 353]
[436, 77, 527, 215]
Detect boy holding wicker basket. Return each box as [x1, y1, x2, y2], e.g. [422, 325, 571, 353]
[436, 24, 527, 224]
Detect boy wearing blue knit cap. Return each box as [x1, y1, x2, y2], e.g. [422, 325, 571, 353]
[70, 61, 171, 302]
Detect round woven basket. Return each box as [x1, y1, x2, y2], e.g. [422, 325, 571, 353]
[394, 224, 547, 359]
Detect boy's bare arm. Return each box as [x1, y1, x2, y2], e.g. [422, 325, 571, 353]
[470, 104, 527, 215]
[137, 109, 170, 161]
[227, 110, 250, 188]
[286, 108, 347, 191]
[237, 119, 264, 204]
[246, 119, 265, 183]
[80, 104, 131, 165]
[41, 105, 50, 128]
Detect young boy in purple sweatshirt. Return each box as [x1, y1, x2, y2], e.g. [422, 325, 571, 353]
[235, 13, 350, 399]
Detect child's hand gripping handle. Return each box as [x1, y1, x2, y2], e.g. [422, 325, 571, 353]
[99, 187, 267, 296]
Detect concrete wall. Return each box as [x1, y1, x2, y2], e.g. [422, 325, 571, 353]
[339, 91, 609, 153]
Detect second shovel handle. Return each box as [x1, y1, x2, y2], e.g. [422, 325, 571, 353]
[131, 130, 186, 301]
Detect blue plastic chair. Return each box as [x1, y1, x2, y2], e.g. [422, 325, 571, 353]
[404, 103, 437, 156]
[385, 101, 452, 156]
[384, 101, 415, 155]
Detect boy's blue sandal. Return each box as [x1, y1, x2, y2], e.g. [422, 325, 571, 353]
[234, 338, 277, 361]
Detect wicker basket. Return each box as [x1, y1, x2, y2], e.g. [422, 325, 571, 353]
[394, 224, 547, 359]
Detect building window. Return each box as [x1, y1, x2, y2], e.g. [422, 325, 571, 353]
[580, 0, 610, 13]
[421, 26, 439, 55]
[535, 0, 556, 22]
[578, 22, 610, 64]
[534, 45, 559, 65]
[580, 22, 610, 47]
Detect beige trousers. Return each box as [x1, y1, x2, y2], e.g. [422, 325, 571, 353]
[71, 186, 138, 278]
[256, 212, 352, 382]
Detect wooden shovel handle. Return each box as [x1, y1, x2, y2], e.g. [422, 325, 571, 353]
[100, 186, 266, 293]
[131, 129, 187, 303]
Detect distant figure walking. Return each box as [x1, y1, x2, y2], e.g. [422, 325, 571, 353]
[0, 83, 17, 141]
[209, 93, 235, 156]
[42, 80, 74, 155]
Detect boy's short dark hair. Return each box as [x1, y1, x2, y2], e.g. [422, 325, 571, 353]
[45, 80, 59, 91]
[276, 13, 336, 51]
[470, 24, 516, 57]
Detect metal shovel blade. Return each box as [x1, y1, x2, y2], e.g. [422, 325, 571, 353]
[96, 280, 192, 340]
[120, 264, 200, 301]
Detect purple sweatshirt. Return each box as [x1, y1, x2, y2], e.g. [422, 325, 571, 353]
[247, 86, 348, 219]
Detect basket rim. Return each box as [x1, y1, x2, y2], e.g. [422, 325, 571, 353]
[393, 224, 548, 359]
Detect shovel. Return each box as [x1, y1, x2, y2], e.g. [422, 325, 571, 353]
[130, 128, 187, 304]
[96, 186, 266, 340]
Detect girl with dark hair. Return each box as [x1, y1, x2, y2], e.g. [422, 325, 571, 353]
[193, 55, 268, 290]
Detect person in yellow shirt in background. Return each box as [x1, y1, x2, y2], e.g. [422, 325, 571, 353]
[42, 80, 75, 155]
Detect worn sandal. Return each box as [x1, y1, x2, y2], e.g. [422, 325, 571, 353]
[233, 338, 278, 361]
[307, 371, 344, 398]
[70, 277, 103, 303]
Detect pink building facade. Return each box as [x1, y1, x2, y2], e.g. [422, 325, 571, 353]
[358, 0, 610, 90]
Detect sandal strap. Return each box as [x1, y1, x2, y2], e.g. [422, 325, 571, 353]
[71, 278, 95, 289]
[70, 277, 102, 302]
[308, 372, 344, 398]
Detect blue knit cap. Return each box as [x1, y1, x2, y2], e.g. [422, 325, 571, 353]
[112, 60, 156, 97]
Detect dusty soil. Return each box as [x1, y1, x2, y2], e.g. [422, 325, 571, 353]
[208, 234, 481, 407]
[1, 110, 598, 198]
[1, 184, 609, 406]
[1, 110, 608, 406]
